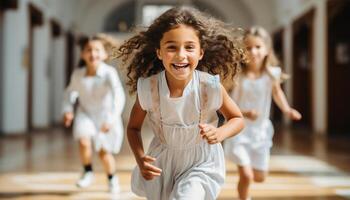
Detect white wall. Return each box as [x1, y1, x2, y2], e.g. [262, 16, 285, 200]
[0, 13, 4, 130]
[32, 22, 50, 128]
[312, 0, 327, 133]
[1, 0, 29, 133]
[51, 37, 66, 124]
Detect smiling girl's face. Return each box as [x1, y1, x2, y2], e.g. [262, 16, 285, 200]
[81, 40, 108, 68]
[244, 35, 269, 70]
[157, 24, 204, 82]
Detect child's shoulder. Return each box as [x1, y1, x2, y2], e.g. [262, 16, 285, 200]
[266, 66, 282, 81]
[136, 72, 161, 111]
[197, 70, 221, 89]
[137, 72, 161, 84]
[101, 63, 117, 73]
[268, 66, 281, 73]
[71, 67, 85, 77]
[137, 72, 160, 90]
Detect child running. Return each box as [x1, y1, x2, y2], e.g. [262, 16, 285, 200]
[224, 26, 302, 200]
[117, 6, 246, 200]
[63, 34, 125, 193]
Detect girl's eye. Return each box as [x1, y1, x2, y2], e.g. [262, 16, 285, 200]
[166, 46, 177, 50]
[166, 46, 176, 49]
[185, 45, 195, 50]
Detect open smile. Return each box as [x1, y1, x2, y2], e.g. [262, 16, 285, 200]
[172, 63, 190, 70]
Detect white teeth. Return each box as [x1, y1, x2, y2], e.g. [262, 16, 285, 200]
[172, 63, 189, 68]
[175, 63, 187, 66]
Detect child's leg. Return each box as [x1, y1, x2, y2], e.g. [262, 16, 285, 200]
[79, 137, 93, 166]
[229, 144, 252, 199]
[237, 165, 253, 200]
[98, 149, 120, 192]
[253, 169, 268, 182]
[76, 137, 94, 188]
[251, 145, 270, 183]
[98, 149, 116, 175]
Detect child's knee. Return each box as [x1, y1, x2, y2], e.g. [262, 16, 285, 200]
[253, 171, 267, 183]
[240, 171, 253, 183]
[79, 138, 91, 148]
[98, 149, 108, 158]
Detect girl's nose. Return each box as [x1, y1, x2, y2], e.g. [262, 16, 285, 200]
[175, 48, 186, 60]
[250, 48, 258, 56]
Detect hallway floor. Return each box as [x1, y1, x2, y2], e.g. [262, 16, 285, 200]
[0, 125, 349, 200]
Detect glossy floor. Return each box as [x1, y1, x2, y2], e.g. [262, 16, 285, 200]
[0, 125, 349, 200]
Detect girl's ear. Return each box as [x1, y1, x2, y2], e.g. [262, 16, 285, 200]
[199, 49, 204, 60]
[156, 48, 162, 60]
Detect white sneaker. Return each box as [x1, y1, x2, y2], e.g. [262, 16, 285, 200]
[76, 171, 94, 188]
[109, 176, 120, 193]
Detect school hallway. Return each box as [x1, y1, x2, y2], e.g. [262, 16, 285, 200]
[1, 0, 350, 199]
[0, 124, 349, 200]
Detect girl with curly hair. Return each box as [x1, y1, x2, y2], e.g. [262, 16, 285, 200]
[117, 7, 245, 199]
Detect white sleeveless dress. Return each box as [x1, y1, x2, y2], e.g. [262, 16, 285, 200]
[225, 67, 281, 154]
[131, 70, 225, 200]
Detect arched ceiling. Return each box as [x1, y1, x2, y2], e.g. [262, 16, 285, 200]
[69, 0, 277, 34]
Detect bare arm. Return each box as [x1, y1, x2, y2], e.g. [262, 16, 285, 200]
[62, 71, 79, 127]
[127, 96, 147, 163]
[241, 110, 259, 120]
[199, 85, 244, 144]
[217, 84, 245, 140]
[272, 82, 301, 120]
[127, 96, 162, 180]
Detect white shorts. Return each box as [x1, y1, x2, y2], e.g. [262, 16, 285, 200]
[73, 112, 97, 139]
[72, 112, 124, 154]
[228, 143, 270, 171]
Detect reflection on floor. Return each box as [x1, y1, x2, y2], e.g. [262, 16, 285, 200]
[0, 125, 350, 200]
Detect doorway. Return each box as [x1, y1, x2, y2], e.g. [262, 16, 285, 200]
[327, 0, 350, 134]
[292, 9, 315, 130]
[271, 28, 285, 125]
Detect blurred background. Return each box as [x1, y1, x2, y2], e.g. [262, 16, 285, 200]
[0, 0, 349, 199]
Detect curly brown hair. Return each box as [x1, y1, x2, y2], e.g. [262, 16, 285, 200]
[116, 6, 247, 93]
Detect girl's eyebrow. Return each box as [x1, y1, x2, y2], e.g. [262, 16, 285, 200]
[164, 40, 197, 44]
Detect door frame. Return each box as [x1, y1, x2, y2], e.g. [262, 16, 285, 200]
[27, 3, 43, 130]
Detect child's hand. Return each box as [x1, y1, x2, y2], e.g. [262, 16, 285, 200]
[63, 112, 74, 127]
[199, 123, 221, 144]
[286, 108, 302, 120]
[137, 155, 162, 180]
[245, 110, 259, 120]
[100, 123, 111, 133]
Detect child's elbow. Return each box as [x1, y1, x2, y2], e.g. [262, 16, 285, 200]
[237, 117, 245, 132]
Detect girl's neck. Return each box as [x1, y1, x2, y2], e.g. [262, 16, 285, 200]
[165, 71, 193, 98]
[245, 63, 264, 78]
[86, 64, 99, 76]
